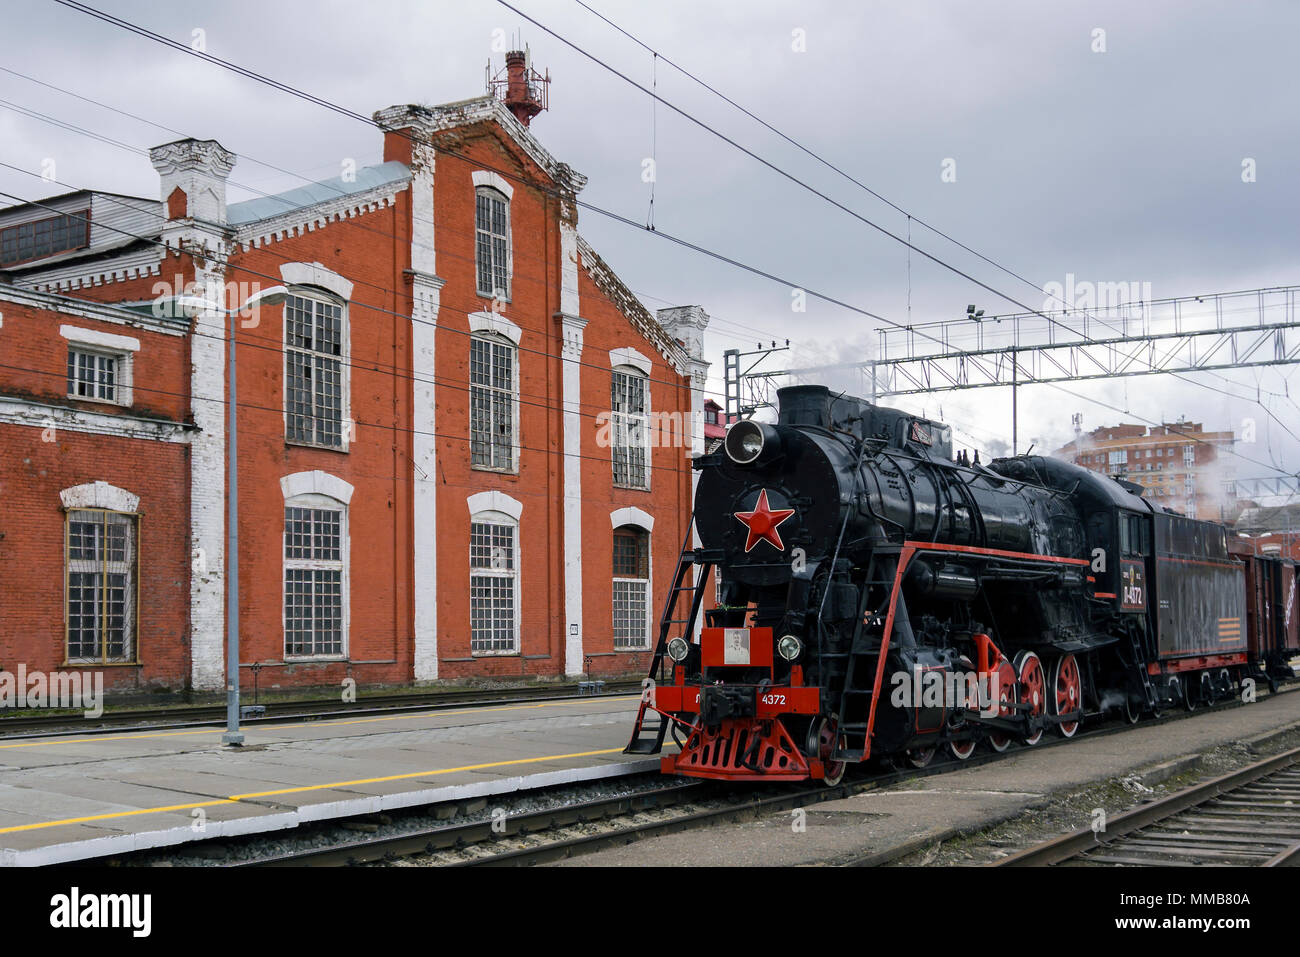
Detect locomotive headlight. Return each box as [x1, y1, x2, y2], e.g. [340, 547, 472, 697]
[724, 421, 780, 465]
[667, 637, 690, 662]
[777, 634, 803, 661]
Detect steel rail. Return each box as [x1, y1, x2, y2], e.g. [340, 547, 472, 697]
[992, 744, 1300, 866]
[124, 682, 1297, 868]
[0, 681, 641, 739]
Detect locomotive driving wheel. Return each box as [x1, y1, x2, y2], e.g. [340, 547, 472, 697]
[1217, 668, 1234, 701]
[807, 715, 847, 787]
[1123, 691, 1142, 724]
[1049, 653, 1081, 738]
[987, 658, 1017, 753]
[1014, 651, 1046, 745]
[905, 746, 937, 769]
[948, 736, 976, 760]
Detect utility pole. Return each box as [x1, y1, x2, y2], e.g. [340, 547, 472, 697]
[1011, 351, 1018, 455]
[722, 341, 790, 420]
[176, 285, 288, 747]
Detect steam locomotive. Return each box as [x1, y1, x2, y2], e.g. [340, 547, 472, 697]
[626, 385, 1298, 784]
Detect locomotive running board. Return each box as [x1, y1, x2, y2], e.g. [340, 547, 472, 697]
[625, 513, 713, 756]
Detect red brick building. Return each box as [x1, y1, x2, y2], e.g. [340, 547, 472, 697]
[1052, 419, 1236, 522]
[0, 60, 709, 696]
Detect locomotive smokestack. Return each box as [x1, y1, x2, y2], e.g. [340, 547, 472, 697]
[777, 385, 832, 429]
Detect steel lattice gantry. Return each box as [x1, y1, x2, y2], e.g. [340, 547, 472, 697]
[862, 285, 1300, 397]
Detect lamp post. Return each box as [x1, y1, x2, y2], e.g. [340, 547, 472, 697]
[175, 285, 288, 745]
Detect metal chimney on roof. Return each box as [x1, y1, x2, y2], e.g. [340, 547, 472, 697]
[488, 45, 549, 127]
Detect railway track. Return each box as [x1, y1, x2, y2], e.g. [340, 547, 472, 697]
[0, 681, 640, 738]
[102, 682, 1296, 867]
[240, 772, 890, 867]
[993, 744, 1300, 866]
[234, 695, 1276, 867]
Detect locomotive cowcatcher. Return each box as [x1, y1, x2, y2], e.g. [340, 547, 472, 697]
[625, 385, 1294, 783]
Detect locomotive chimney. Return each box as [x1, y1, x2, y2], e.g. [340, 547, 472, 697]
[777, 385, 832, 429]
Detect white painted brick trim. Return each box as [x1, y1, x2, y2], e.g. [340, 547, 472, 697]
[59, 481, 140, 513]
[279, 262, 354, 301]
[280, 470, 355, 504]
[610, 346, 652, 376]
[610, 506, 654, 532]
[468, 310, 521, 345]
[471, 169, 514, 200]
[59, 325, 142, 352]
[467, 490, 523, 521]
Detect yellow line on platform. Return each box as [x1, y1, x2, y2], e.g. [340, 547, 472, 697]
[0, 696, 640, 751]
[0, 747, 629, 835]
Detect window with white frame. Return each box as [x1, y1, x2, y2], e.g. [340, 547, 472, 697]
[66, 509, 137, 663]
[285, 292, 346, 448]
[66, 347, 126, 404]
[613, 525, 651, 649]
[475, 187, 510, 299]
[612, 368, 649, 489]
[284, 502, 347, 657]
[470, 515, 517, 653]
[470, 333, 516, 470]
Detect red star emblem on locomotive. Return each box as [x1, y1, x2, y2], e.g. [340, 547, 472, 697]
[733, 488, 796, 553]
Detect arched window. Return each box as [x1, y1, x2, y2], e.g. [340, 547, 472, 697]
[612, 524, 651, 649]
[282, 473, 352, 658]
[61, 482, 139, 664]
[469, 505, 519, 655]
[284, 288, 348, 449]
[475, 186, 511, 300]
[612, 365, 650, 489]
[470, 329, 517, 471]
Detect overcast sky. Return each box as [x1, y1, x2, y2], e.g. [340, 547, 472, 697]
[3, 0, 1297, 488]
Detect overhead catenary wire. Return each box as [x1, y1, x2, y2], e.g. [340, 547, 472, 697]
[0, 358, 702, 482]
[3, 175, 1290, 480]
[16, 3, 1298, 475]
[0, 95, 769, 361]
[563, 0, 1300, 427]
[36, 0, 1266, 416]
[0, 68, 786, 348]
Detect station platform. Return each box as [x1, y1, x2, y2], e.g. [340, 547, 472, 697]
[0, 693, 654, 866]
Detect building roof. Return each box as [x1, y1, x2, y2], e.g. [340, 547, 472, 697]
[374, 97, 588, 195]
[1236, 503, 1300, 533]
[228, 161, 411, 226]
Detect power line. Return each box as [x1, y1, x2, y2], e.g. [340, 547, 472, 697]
[23, 4, 1297, 476]
[35, 0, 1013, 337]
[0, 360, 700, 481]
[569, 0, 1099, 326]
[562, 0, 1299, 429]
[0, 66, 785, 347]
[5, 161, 1290, 482]
[0, 175, 707, 403]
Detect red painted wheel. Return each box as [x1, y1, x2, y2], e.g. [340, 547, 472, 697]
[1050, 653, 1082, 738]
[987, 659, 1016, 752]
[807, 715, 846, 787]
[1014, 651, 1046, 745]
[949, 737, 976, 760]
[906, 746, 937, 768]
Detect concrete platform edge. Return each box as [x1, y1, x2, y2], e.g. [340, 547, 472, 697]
[3, 757, 661, 867]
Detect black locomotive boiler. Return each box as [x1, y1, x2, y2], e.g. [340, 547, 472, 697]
[627, 385, 1285, 783]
